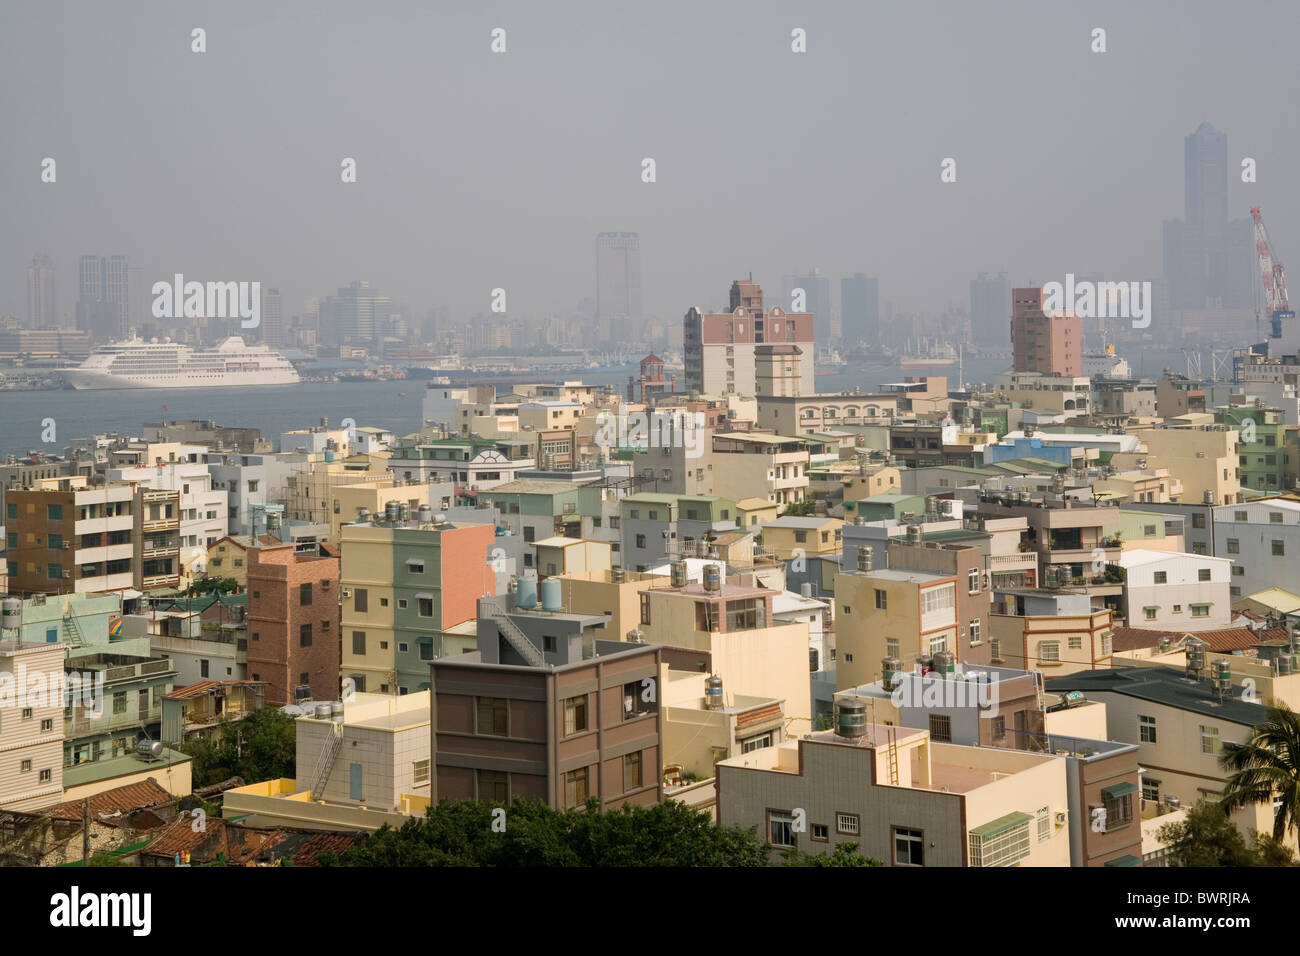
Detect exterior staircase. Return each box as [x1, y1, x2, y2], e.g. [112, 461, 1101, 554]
[310, 722, 344, 799]
[479, 598, 545, 666]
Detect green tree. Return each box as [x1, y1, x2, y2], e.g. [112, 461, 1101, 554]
[1219, 704, 1300, 843]
[183, 576, 240, 597]
[178, 708, 296, 787]
[1156, 801, 1295, 866]
[781, 842, 882, 866]
[327, 798, 774, 867]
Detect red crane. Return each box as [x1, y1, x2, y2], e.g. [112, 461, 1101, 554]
[1250, 206, 1293, 338]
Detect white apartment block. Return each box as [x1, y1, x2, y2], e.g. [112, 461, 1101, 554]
[1118, 550, 1232, 631]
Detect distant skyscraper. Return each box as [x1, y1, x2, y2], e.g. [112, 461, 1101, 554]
[840, 273, 879, 346]
[783, 270, 831, 347]
[261, 288, 284, 347]
[970, 272, 1010, 348]
[1163, 123, 1255, 311]
[596, 232, 642, 343]
[26, 254, 57, 328]
[75, 254, 130, 341]
[322, 281, 388, 347]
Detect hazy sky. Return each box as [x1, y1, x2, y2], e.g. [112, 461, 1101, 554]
[3, 0, 1298, 325]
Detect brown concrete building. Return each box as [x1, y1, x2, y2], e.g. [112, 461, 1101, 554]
[684, 280, 815, 396]
[246, 543, 341, 706]
[429, 598, 663, 810]
[888, 538, 993, 667]
[1011, 287, 1081, 377]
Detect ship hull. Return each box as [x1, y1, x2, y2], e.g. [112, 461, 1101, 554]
[62, 368, 300, 389]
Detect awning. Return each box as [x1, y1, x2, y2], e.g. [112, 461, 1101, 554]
[1105, 854, 1142, 867]
[415, 636, 434, 646]
[1102, 781, 1139, 799]
[969, 811, 1033, 838]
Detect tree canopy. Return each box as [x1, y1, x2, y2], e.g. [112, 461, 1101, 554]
[178, 708, 296, 788]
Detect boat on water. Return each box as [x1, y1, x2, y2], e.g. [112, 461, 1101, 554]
[62, 337, 300, 389]
[898, 338, 959, 371]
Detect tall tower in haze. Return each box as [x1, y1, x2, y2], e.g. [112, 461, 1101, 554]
[595, 232, 642, 343]
[26, 254, 57, 328]
[76, 254, 130, 341]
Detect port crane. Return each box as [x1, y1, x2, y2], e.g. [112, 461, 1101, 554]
[1251, 206, 1294, 339]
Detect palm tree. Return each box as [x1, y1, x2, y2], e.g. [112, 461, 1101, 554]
[1219, 704, 1300, 843]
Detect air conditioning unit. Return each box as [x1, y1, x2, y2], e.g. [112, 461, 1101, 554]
[1055, 810, 1067, 826]
[341, 588, 353, 599]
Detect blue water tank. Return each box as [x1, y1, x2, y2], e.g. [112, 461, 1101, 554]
[540, 578, 562, 612]
[516, 576, 538, 609]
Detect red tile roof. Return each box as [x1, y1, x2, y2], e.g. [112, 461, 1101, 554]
[1112, 626, 1277, 654]
[142, 817, 283, 865]
[46, 779, 174, 820]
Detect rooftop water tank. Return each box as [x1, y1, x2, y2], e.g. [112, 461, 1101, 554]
[800, 582, 812, 599]
[540, 577, 562, 612]
[932, 650, 955, 676]
[881, 656, 903, 691]
[516, 574, 538, 610]
[418, 504, 433, 524]
[0, 597, 22, 631]
[857, 548, 873, 572]
[611, 568, 626, 584]
[705, 675, 724, 710]
[384, 501, 400, 523]
[314, 703, 333, 718]
[703, 564, 722, 592]
[835, 698, 867, 738]
[670, 560, 688, 589]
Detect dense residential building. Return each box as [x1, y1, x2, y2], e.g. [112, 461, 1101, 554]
[0, 639, 64, 812]
[339, 517, 497, 694]
[1116, 550, 1232, 631]
[1211, 497, 1300, 597]
[684, 280, 816, 396]
[429, 598, 663, 809]
[1011, 287, 1081, 376]
[246, 543, 341, 706]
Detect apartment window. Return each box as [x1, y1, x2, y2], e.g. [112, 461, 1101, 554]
[1227, 538, 1240, 554]
[609, 517, 620, 530]
[413, 759, 430, 785]
[1270, 511, 1283, 523]
[623, 751, 643, 792]
[991, 715, 1006, 742]
[39, 769, 51, 783]
[1235, 510, 1248, 521]
[874, 588, 887, 610]
[928, 636, 947, 656]
[476, 697, 509, 736]
[968, 619, 981, 645]
[418, 597, 433, 617]
[47, 564, 63, 580]
[479, 769, 510, 804]
[352, 631, 366, 655]
[1102, 788, 1134, 831]
[299, 624, 312, 647]
[354, 588, 368, 612]
[768, 810, 797, 848]
[1273, 540, 1286, 557]
[1200, 725, 1221, 755]
[41, 718, 52, 732]
[640, 593, 651, 625]
[1198, 568, 1211, 582]
[112, 692, 127, 715]
[1138, 714, 1157, 743]
[1036, 806, 1051, 842]
[929, 714, 952, 742]
[1232, 565, 1245, 577]
[886, 638, 900, 659]
[968, 568, 980, 593]
[20, 759, 31, 773]
[893, 827, 924, 866]
[1143, 607, 1157, 621]
[1039, 640, 1060, 663]
[741, 732, 772, 753]
[564, 768, 589, 808]
[812, 824, 829, 842]
[399, 642, 408, 652]
[969, 819, 1032, 867]
[635, 534, 647, 549]
[563, 695, 588, 736]
[407, 559, 425, 574]
[1153, 571, 1167, 584]
[1144, 525, 1157, 536]
[1192, 513, 1206, 529]
[47, 504, 62, 521]
[299, 583, 312, 606]
[1191, 604, 1210, 617]
[794, 531, 807, 544]
[623, 680, 655, 719]
[1142, 779, 1160, 803]
[200, 659, 210, 678]
[1067, 636, 1082, 650]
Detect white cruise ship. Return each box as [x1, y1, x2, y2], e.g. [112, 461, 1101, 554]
[63, 337, 300, 389]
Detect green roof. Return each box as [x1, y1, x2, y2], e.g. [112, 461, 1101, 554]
[969, 811, 1033, 838]
[1104, 854, 1142, 867]
[1102, 781, 1138, 799]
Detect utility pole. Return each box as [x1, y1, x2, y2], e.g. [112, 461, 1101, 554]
[81, 797, 90, 865]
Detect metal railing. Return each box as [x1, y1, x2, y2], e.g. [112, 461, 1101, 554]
[480, 597, 545, 666]
[310, 723, 344, 800]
